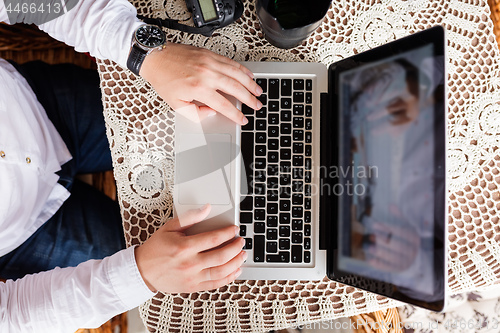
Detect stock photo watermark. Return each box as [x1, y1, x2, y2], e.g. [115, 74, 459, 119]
[4, 0, 78, 25]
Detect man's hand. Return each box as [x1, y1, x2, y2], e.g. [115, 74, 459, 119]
[134, 204, 246, 293]
[139, 43, 263, 125]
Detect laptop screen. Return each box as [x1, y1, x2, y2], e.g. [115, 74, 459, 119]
[325, 26, 446, 311]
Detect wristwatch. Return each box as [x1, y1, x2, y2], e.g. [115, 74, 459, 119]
[127, 24, 167, 76]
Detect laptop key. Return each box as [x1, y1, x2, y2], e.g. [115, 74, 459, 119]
[306, 105, 312, 117]
[244, 116, 254, 130]
[269, 79, 279, 99]
[304, 251, 311, 263]
[304, 224, 311, 236]
[279, 200, 291, 211]
[282, 110, 292, 121]
[304, 171, 311, 183]
[280, 173, 291, 186]
[268, 139, 279, 150]
[254, 196, 265, 208]
[293, 142, 304, 154]
[269, 100, 279, 111]
[305, 118, 312, 130]
[293, 104, 304, 115]
[244, 237, 252, 250]
[266, 252, 290, 263]
[281, 123, 292, 134]
[304, 197, 311, 210]
[269, 126, 279, 137]
[256, 119, 267, 131]
[279, 225, 290, 237]
[267, 241, 278, 253]
[240, 212, 253, 224]
[293, 92, 304, 103]
[305, 131, 312, 143]
[292, 194, 303, 205]
[267, 216, 278, 228]
[292, 168, 303, 180]
[292, 207, 303, 218]
[240, 225, 247, 237]
[256, 107, 267, 118]
[254, 222, 266, 233]
[293, 117, 304, 128]
[279, 212, 290, 224]
[292, 219, 303, 231]
[293, 155, 304, 167]
[268, 152, 279, 163]
[293, 79, 304, 90]
[254, 182, 266, 195]
[292, 232, 303, 244]
[306, 79, 312, 91]
[242, 104, 254, 115]
[280, 149, 292, 160]
[306, 92, 312, 104]
[280, 136, 292, 147]
[292, 245, 303, 263]
[269, 113, 279, 125]
[304, 237, 311, 250]
[255, 145, 266, 156]
[281, 98, 291, 109]
[253, 235, 265, 262]
[279, 238, 290, 250]
[293, 130, 304, 141]
[254, 158, 266, 169]
[267, 203, 278, 215]
[305, 145, 312, 156]
[257, 94, 267, 106]
[256, 78, 267, 93]
[240, 195, 253, 211]
[256, 132, 266, 143]
[267, 191, 279, 202]
[267, 228, 278, 240]
[255, 209, 265, 221]
[304, 211, 311, 223]
[281, 79, 291, 96]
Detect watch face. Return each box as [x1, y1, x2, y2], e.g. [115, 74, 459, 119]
[135, 25, 166, 48]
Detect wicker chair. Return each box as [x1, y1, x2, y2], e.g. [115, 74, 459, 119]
[0, 22, 125, 333]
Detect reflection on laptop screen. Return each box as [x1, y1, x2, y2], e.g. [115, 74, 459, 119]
[338, 45, 439, 297]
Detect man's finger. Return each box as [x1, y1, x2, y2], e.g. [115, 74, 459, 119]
[185, 225, 241, 253]
[164, 204, 212, 232]
[196, 268, 242, 291]
[197, 237, 245, 268]
[200, 250, 246, 281]
[197, 89, 248, 125]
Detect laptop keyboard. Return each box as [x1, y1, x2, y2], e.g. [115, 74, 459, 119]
[240, 77, 314, 264]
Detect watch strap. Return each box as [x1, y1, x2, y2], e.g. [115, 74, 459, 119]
[127, 44, 148, 76]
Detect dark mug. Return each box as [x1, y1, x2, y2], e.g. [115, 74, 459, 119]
[256, 0, 332, 49]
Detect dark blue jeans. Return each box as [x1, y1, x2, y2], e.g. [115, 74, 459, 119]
[0, 61, 125, 280]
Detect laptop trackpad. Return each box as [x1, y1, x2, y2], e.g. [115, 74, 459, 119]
[176, 133, 233, 205]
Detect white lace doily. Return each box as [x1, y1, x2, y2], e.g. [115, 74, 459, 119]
[97, 0, 500, 331]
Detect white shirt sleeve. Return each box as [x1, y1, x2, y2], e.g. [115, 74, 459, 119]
[0, 246, 155, 332]
[0, 0, 144, 68]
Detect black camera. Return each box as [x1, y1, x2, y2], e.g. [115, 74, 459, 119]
[185, 0, 243, 29]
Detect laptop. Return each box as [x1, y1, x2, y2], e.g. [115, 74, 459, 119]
[174, 26, 447, 311]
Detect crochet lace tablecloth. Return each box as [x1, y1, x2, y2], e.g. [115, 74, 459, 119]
[97, 0, 500, 331]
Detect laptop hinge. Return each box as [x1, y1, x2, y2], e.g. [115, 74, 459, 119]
[319, 92, 331, 251]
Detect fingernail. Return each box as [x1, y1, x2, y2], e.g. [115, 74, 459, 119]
[242, 251, 248, 261]
[242, 117, 249, 125]
[256, 85, 263, 96]
[235, 226, 240, 236]
[247, 71, 255, 79]
[207, 110, 217, 117]
[235, 268, 242, 279]
[200, 203, 210, 211]
[256, 100, 263, 109]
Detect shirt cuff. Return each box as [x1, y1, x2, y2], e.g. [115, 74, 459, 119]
[105, 18, 144, 69]
[106, 246, 155, 309]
